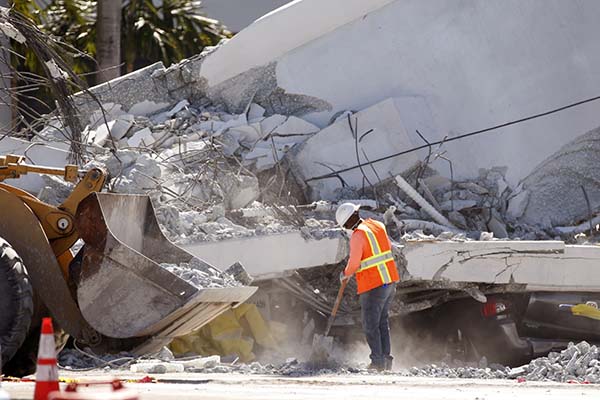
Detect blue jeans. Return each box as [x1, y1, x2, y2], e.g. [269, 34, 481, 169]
[359, 284, 396, 367]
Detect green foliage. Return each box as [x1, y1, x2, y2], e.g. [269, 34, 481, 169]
[10, 0, 231, 78]
[123, 0, 231, 72]
[4, 3, 92, 142]
[44, 0, 97, 75]
[5, 0, 230, 134]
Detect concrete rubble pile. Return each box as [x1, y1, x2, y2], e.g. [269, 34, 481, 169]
[59, 340, 600, 383]
[34, 96, 341, 246]
[18, 37, 599, 262]
[24, 42, 590, 248]
[58, 347, 385, 376]
[33, 101, 552, 247]
[159, 258, 241, 289]
[408, 341, 600, 384]
[508, 341, 600, 383]
[408, 359, 510, 380]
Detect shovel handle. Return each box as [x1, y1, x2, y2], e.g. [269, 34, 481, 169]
[324, 278, 348, 336]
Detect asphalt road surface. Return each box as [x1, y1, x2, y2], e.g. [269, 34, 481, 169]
[3, 372, 599, 400]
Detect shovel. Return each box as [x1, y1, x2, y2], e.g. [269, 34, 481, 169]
[310, 278, 349, 361]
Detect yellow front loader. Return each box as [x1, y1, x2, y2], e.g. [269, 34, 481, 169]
[0, 154, 256, 376]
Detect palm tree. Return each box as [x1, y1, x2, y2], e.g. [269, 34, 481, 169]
[96, 0, 121, 83]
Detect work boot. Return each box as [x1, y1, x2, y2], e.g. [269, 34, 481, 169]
[384, 356, 394, 371]
[367, 361, 385, 371]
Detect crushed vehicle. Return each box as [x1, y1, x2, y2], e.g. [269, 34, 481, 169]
[399, 240, 600, 365]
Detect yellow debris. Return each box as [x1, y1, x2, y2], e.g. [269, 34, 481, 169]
[570, 303, 600, 320]
[234, 304, 278, 349]
[170, 303, 279, 362]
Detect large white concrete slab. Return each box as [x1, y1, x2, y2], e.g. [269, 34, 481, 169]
[185, 232, 600, 292]
[404, 241, 600, 291]
[291, 98, 423, 200]
[200, 0, 395, 85]
[182, 232, 347, 280]
[202, 0, 600, 189]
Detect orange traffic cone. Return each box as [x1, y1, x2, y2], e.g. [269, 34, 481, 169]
[33, 318, 60, 400]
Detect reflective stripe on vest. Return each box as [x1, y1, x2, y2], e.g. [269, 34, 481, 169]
[358, 227, 393, 284]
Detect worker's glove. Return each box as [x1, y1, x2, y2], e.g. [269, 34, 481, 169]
[339, 271, 349, 283]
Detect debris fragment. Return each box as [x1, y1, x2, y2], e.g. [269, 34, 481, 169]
[44, 59, 68, 80]
[159, 258, 241, 289]
[0, 21, 25, 43]
[395, 175, 456, 229]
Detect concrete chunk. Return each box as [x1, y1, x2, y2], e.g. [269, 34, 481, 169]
[93, 114, 135, 145]
[166, 99, 190, 117]
[290, 98, 422, 200]
[247, 103, 265, 122]
[128, 127, 155, 147]
[178, 355, 221, 370]
[130, 361, 184, 373]
[220, 174, 260, 210]
[128, 100, 170, 116]
[507, 189, 530, 220]
[88, 103, 126, 130]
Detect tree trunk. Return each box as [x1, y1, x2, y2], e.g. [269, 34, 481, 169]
[96, 0, 122, 84]
[0, 0, 12, 131]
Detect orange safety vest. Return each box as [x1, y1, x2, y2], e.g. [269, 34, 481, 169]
[354, 219, 399, 294]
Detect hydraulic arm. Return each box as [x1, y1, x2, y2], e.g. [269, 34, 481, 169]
[0, 154, 79, 183]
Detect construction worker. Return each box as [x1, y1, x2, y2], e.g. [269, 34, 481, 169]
[336, 202, 400, 371]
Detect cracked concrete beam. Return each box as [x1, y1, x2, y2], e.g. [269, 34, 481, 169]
[181, 231, 347, 280]
[71, 57, 206, 127]
[404, 241, 600, 291]
[72, 63, 168, 120]
[205, 62, 332, 117]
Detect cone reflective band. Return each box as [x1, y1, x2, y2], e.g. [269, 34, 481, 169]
[34, 318, 59, 400]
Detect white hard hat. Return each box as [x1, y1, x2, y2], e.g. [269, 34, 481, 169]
[335, 202, 360, 227]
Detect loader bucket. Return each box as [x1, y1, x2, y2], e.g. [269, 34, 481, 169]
[75, 193, 256, 351]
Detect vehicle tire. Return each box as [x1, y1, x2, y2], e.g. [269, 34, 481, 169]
[0, 237, 34, 371]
